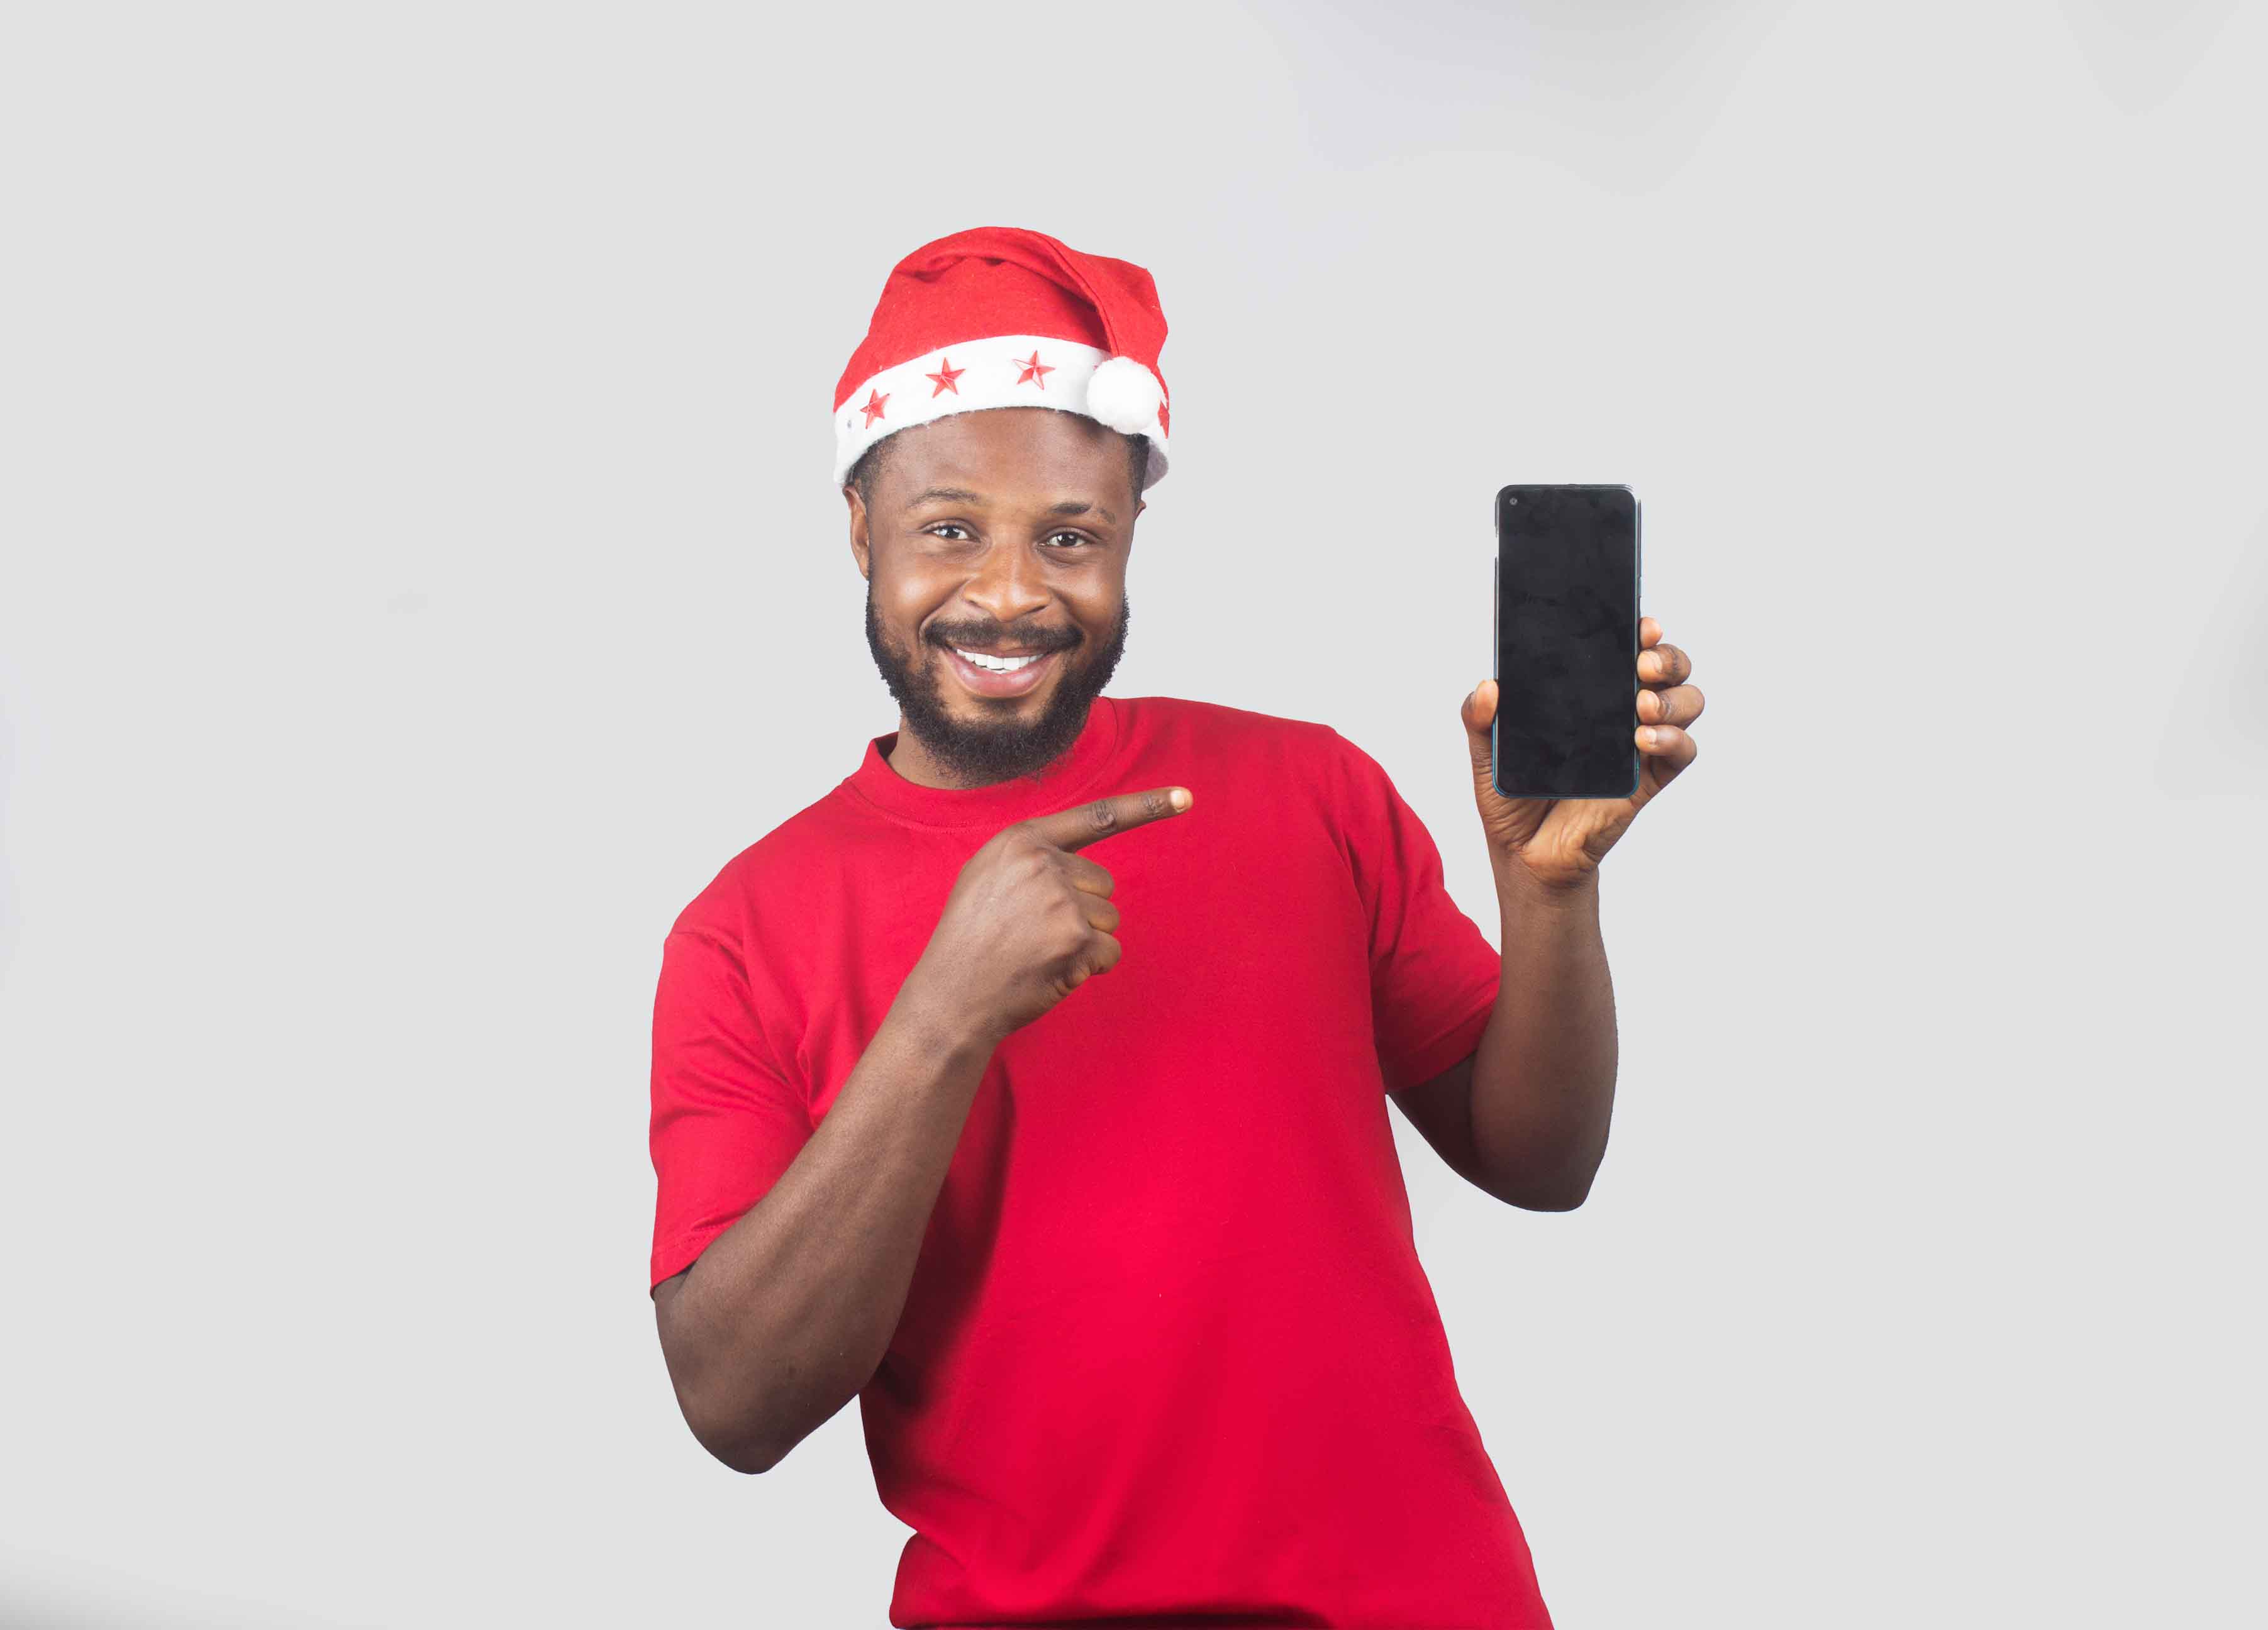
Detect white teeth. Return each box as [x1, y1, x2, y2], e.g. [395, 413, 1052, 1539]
[953, 646, 1042, 674]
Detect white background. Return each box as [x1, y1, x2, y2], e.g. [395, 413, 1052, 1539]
[3, 3, 2262, 1626]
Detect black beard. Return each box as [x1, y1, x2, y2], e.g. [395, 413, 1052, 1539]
[864, 585, 1131, 787]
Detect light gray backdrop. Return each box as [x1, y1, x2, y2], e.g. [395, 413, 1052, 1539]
[3, 2, 2260, 1626]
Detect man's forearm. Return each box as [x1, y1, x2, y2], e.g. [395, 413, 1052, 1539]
[1468, 860, 1618, 1209]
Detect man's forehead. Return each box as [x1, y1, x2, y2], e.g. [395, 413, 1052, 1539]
[879, 416, 1134, 511]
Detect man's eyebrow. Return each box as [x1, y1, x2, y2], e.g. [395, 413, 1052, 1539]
[907, 486, 987, 507]
[1047, 499, 1117, 524]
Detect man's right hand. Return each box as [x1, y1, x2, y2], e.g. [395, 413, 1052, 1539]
[908, 785, 1194, 1046]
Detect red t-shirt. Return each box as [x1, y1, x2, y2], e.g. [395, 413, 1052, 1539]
[649, 693, 1554, 1629]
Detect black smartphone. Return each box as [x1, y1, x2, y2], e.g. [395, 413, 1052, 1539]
[1493, 485, 1641, 800]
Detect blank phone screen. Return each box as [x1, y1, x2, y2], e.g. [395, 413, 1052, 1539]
[1494, 485, 1640, 800]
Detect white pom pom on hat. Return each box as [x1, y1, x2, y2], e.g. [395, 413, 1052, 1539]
[1083, 353, 1167, 436]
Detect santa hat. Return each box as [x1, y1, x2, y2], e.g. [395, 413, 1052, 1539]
[833, 226, 1172, 492]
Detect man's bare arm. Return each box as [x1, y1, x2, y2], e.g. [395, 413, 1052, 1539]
[1469, 862, 1616, 1209]
[1389, 866, 1616, 1212]
[652, 985, 995, 1474]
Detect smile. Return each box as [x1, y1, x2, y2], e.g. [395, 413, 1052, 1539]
[941, 642, 1062, 698]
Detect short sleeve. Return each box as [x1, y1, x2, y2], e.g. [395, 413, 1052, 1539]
[648, 926, 813, 1290]
[1328, 730, 1503, 1096]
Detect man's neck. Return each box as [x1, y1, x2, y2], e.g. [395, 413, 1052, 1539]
[884, 724, 972, 790]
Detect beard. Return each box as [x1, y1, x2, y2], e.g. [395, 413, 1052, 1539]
[864, 582, 1131, 787]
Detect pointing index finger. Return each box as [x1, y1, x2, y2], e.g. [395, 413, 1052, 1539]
[1023, 786, 1192, 853]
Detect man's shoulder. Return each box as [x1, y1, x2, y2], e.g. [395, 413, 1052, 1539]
[662, 788, 860, 942]
[1116, 694, 1359, 828]
[1116, 692, 1347, 761]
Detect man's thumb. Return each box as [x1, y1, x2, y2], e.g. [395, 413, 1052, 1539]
[1464, 681, 1499, 777]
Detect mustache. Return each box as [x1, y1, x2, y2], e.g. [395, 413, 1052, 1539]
[931, 631, 1077, 652]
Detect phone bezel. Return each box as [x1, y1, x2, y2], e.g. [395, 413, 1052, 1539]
[1491, 484, 1642, 802]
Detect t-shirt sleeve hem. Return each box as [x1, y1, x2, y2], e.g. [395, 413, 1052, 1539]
[650, 1220, 738, 1294]
[1383, 982, 1499, 1097]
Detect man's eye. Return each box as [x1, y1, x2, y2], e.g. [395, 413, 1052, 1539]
[928, 524, 970, 540]
[1047, 532, 1089, 549]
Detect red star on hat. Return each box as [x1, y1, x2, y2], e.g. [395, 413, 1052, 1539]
[925, 357, 965, 397]
[860, 389, 889, 426]
[1013, 350, 1053, 388]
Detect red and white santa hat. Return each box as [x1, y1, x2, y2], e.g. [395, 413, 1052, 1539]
[833, 226, 1172, 491]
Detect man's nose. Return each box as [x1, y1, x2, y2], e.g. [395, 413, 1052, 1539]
[960, 541, 1052, 624]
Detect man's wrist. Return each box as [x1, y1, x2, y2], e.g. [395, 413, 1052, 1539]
[891, 970, 1006, 1067]
[1491, 850, 1601, 916]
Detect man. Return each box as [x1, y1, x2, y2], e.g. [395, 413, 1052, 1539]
[648, 226, 1703, 1629]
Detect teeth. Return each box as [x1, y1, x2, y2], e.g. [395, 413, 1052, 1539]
[953, 646, 1043, 674]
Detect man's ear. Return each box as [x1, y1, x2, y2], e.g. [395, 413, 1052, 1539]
[845, 482, 871, 578]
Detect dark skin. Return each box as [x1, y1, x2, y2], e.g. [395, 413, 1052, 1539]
[652, 404, 1701, 1469]
[850, 406, 1148, 789]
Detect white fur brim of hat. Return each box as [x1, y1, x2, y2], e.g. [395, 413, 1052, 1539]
[833, 336, 1170, 491]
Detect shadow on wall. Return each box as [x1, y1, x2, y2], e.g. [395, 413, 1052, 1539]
[2154, 508, 2268, 797]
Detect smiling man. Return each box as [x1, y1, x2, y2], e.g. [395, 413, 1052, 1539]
[647, 226, 1702, 1630]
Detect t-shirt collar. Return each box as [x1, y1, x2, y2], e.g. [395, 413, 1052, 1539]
[842, 694, 1125, 829]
